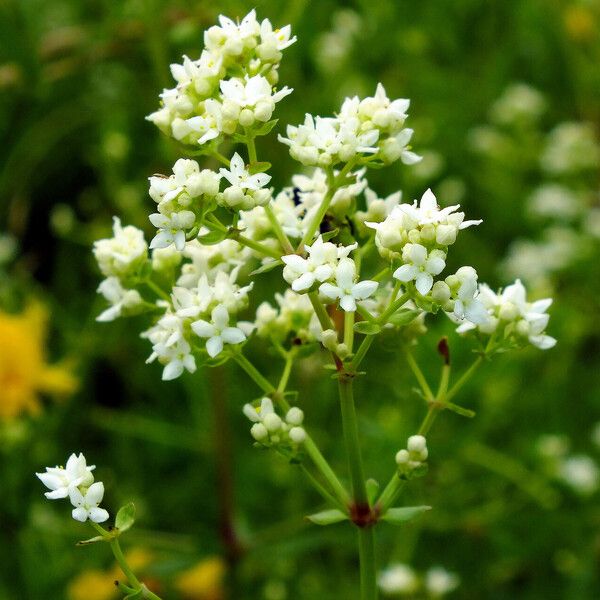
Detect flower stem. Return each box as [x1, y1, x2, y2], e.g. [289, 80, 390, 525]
[90, 524, 162, 600]
[358, 527, 378, 600]
[308, 291, 335, 331]
[344, 311, 355, 352]
[375, 473, 405, 514]
[352, 335, 374, 370]
[233, 352, 349, 507]
[264, 203, 295, 254]
[377, 292, 411, 324]
[445, 355, 483, 403]
[405, 350, 434, 402]
[143, 279, 171, 303]
[232, 232, 281, 259]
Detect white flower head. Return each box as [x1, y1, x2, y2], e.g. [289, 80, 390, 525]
[149, 210, 196, 251]
[69, 482, 109, 523]
[93, 217, 148, 279]
[319, 258, 378, 312]
[96, 277, 143, 322]
[393, 243, 446, 295]
[191, 304, 246, 358]
[36, 453, 95, 500]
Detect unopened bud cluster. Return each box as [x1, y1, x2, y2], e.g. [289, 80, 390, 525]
[395, 435, 429, 479]
[243, 398, 306, 449]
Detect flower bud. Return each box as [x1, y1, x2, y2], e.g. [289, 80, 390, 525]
[286, 407, 304, 426]
[436, 224, 457, 246]
[395, 449, 410, 465]
[239, 108, 255, 128]
[289, 427, 306, 444]
[431, 281, 451, 304]
[251, 423, 269, 441]
[263, 412, 282, 432]
[407, 435, 427, 454]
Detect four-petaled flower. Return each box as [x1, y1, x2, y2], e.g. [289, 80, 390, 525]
[220, 153, 271, 191]
[393, 243, 446, 296]
[36, 453, 95, 500]
[192, 304, 246, 357]
[319, 258, 378, 312]
[69, 482, 109, 523]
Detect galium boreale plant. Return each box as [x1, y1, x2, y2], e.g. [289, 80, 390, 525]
[40, 10, 556, 599]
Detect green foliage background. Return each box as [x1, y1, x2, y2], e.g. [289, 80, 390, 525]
[1, 0, 599, 598]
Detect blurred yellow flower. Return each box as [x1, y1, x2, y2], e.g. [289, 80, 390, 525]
[67, 569, 117, 600]
[68, 548, 155, 600]
[0, 302, 77, 420]
[174, 556, 226, 600]
[564, 5, 597, 41]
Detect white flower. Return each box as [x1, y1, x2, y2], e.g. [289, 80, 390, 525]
[378, 564, 419, 595]
[243, 398, 306, 446]
[185, 98, 223, 145]
[191, 304, 246, 357]
[96, 277, 143, 322]
[393, 243, 446, 295]
[446, 266, 489, 325]
[282, 236, 356, 292]
[455, 279, 556, 349]
[93, 217, 147, 278]
[204, 10, 260, 58]
[220, 75, 292, 125]
[36, 453, 95, 500]
[220, 152, 271, 190]
[319, 258, 378, 311]
[425, 567, 460, 597]
[149, 210, 196, 251]
[142, 312, 197, 381]
[69, 482, 109, 523]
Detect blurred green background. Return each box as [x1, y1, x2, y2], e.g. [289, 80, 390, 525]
[1, 0, 599, 598]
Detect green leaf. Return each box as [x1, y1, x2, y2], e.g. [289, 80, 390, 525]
[307, 509, 349, 526]
[253, 119, 279, 136]
[115, 502, 136, 533]
[76, 535, 107, 546]
[387, 309, 420, 327]
[366, 479, 380, 505]
[444, 402, 476, 418]
[248, 161, 272, 174]
[320, 228, 339, 242]
[197, 229, 228, 245]
[250, 260, 282, 276]
[382, 505, 431, 525]
[353, 321, 381, 335]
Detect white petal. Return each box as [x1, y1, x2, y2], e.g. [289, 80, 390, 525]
[191, 320, 216, 338]
[163, 360, 183, 381]
[206, 336, 224, 358]
[339, 295, 357, 312]
[401, 150, 422, 165]
[85, 482, 105, 505]
[292, 272, 315, 292]
[221, 327, 246, 345]
[211, 304, 230, 329]
[352, 280, 378, 300]
[415, 272, 433, 295]
[72, 507, 88, 522]
[529, 334, 556, 350]
[393, 264, 418, 282]
[319, 283, 341, 300]
[89, 507, 110, 523]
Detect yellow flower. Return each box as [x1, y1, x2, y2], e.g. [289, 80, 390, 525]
[67, 569, 117, 600]
[174, 556, 226, 600]
[0, 301, 77, 420]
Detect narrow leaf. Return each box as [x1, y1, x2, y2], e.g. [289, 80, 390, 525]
[387, 309, 420, 327]
[76, 535, 107, 546]
[307, 509, 349, 526]
[366, 479, 380, 505]
[197, 229, 228, 245]
[382, 505, 431, 525]
[444, 402, 476, 418]
[248, 161, 272, 174]
[353, 321, 381, 335]
[254, 119, 279, 136]
[250, 260, 282, 276]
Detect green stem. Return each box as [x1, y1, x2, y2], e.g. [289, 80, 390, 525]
[377, 292, 411, 324]
[298, 161, 356, 249]
[338, 376, 367, 505]
[245, 132, 258, 163]
[90, 524, 162, 600]
[298, 463, 346, 510]
[264, 203, 295, 254]
[352, 335, 374, 370]
[234, 352, 350, 507]
[232, 232, 281, 259]
[445, 356, 484, 403]
[405, 350, 434, 402]
[356, 305, 377, 323]
[308, 291, 335, 331]
[375, 474, 405, 514]
[358, 527, 378, 600]
[277, 353, 294, 394]
[344, 311, 355, 352]
[210, 150, 231, 166]
[143, 280, 170, 303]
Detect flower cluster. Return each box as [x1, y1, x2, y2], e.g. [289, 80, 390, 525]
[255, 289, 319, 344]
[147, 10, 295, 146]
[149, 159, 221, 251]
[395, 435, 429, 479]
[279, 83, 421, 167]
[143, 268, 253, 380]
[93, 218, 148, 322]
[243, 398, 306, 448]
[378, 563, 460, 597]
[36, 453, 109, 523]
[455, 279, 556, 350]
